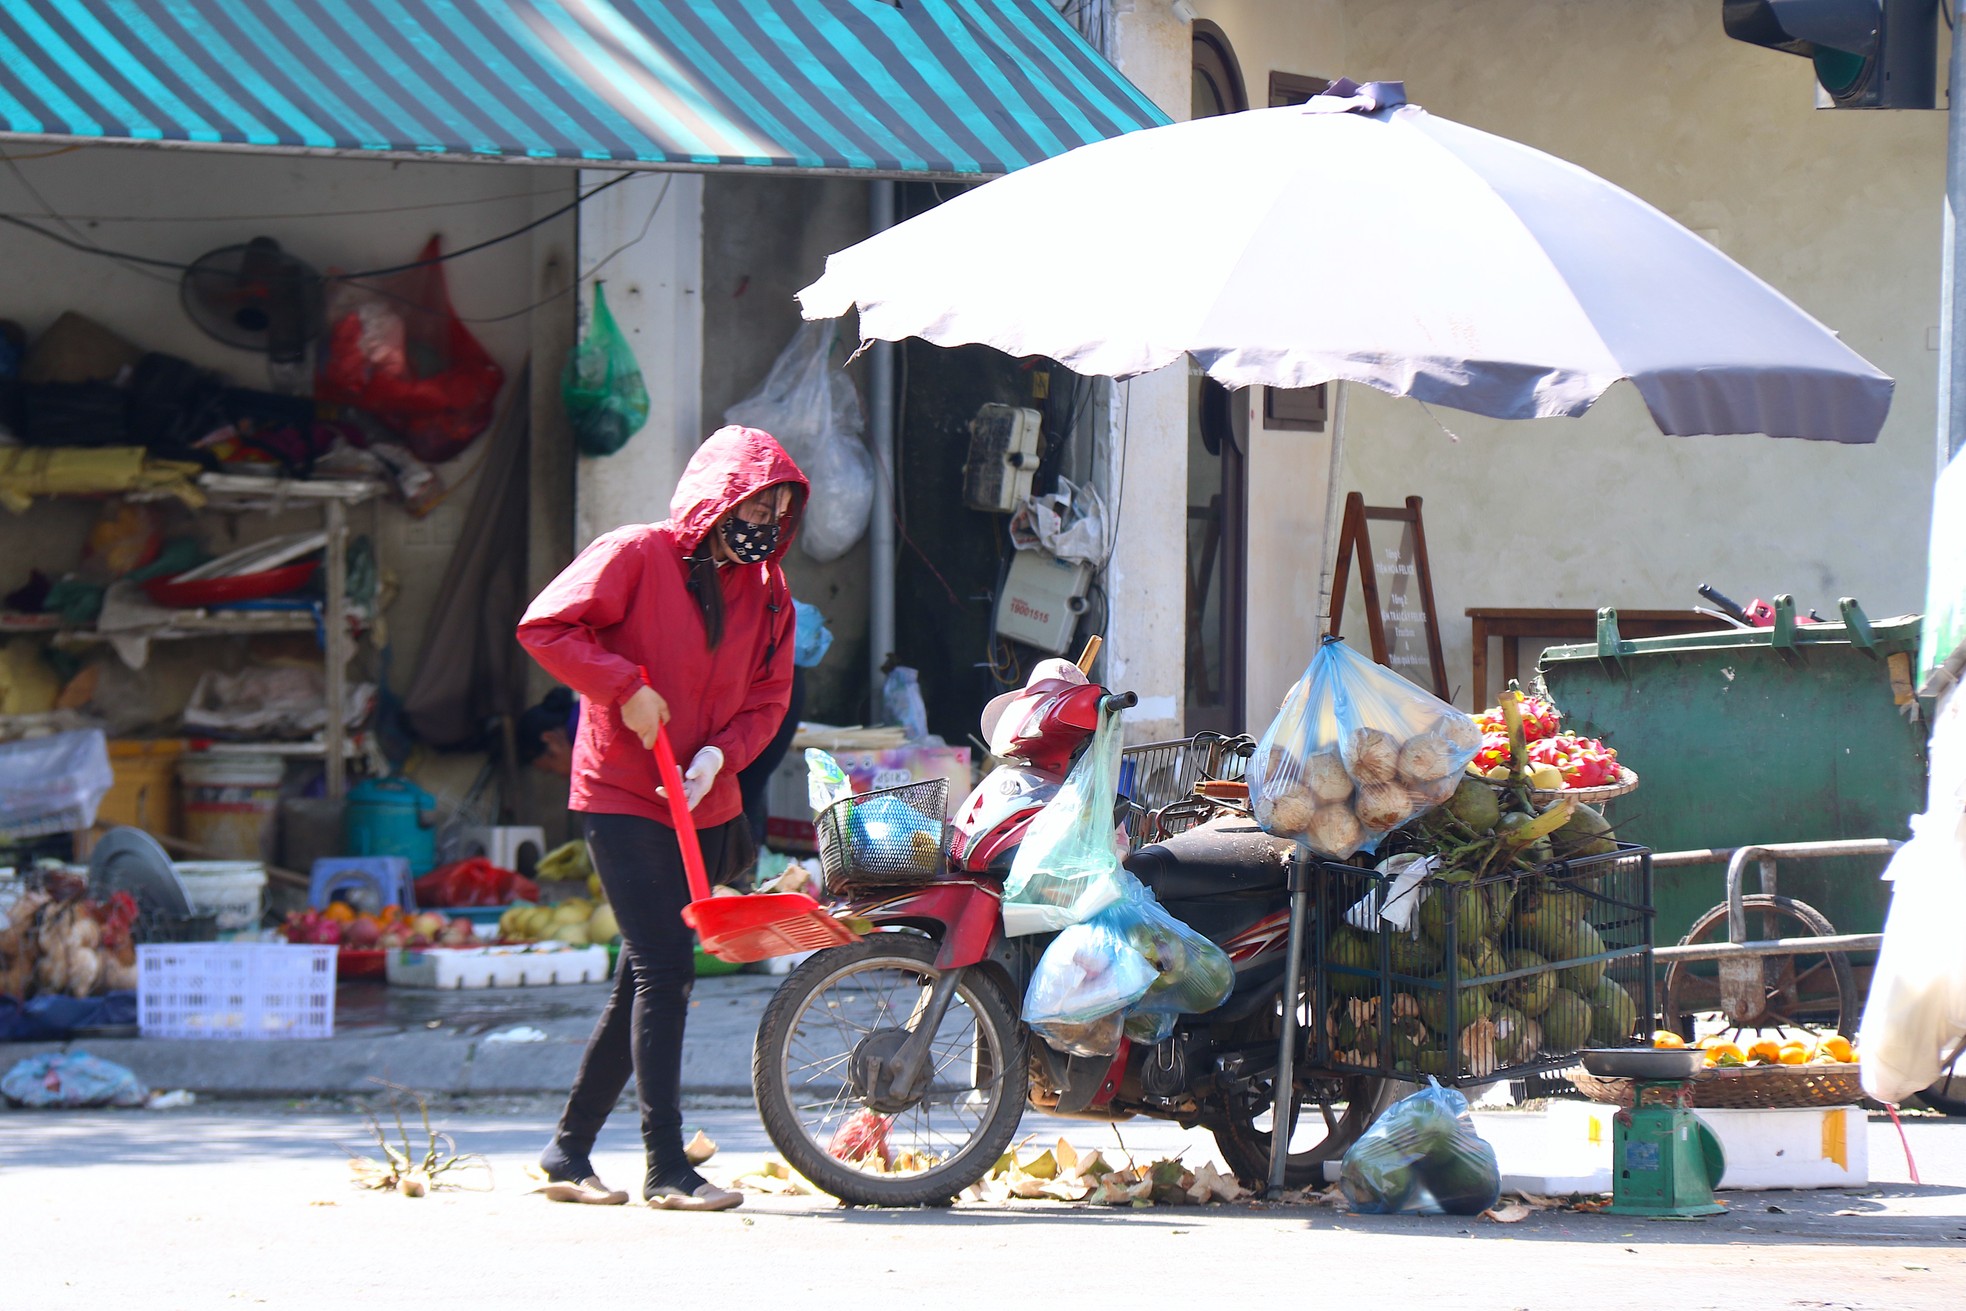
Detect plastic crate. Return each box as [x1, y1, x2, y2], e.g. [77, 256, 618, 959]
[1311, 843, 1655, 1086]
[815, 779, 949, 896]
[136, 943, 336, 1039]
[386, 942, 609, 988]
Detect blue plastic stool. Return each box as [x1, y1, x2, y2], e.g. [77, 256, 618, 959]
[309, 856, 416, 913]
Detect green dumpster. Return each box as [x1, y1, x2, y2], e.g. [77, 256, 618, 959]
[1537, 603, 1925, 950]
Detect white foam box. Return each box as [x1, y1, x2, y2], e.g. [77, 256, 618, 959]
[1535, 1100, 1868, 1191]
[385, 943, 611, 989]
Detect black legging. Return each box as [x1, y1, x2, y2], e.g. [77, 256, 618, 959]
[546, 810, 753, 1191]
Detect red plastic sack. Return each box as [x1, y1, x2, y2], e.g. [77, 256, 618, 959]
[413, 857, 539, 908]
[318, 236, 505, 464]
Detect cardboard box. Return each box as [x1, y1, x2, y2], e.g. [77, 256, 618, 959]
[766, 743, 973, 851]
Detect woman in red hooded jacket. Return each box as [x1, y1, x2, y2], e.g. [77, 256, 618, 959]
[517, 425, 806, 1211]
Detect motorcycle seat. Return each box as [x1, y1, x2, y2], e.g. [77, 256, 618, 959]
[1123, 814, 1295, 901]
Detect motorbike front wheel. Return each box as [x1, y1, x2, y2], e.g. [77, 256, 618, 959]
[752, 934, 1028, 1206]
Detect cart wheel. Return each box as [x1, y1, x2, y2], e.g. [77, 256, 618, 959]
[1661, 894, 1857, 1035]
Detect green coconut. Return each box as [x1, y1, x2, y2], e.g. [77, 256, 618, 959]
[1555, 921, 1609, 994]
[1590, 976, 1639, 1046]
[1445, 777, 1502, 833]
[1419, 882, 1487, 950]
[1326, 926, 1379, 996]
[1541, 987, 1594, 1050]
[1551, 803, 1619, 860]
[1418, 961, 1490, 1034]
[1504, 948, 1557, 1017]
[1389, 931, 1437, 977]
[1485, 880, 1517, 937]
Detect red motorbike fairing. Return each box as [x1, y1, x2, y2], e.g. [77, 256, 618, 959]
[841, 880, 1004, 971]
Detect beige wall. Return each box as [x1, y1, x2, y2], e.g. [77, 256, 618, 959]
[1162, 0, 1943, 714]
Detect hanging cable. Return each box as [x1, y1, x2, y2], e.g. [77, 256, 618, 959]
[0, 170, 637, 278]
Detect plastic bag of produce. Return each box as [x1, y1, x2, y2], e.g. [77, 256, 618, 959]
[807, 748, 853, 813]
[1338, 1078, 1500, 1216]
[1023, 917, 1157, 1058]
[1002, 705, 1128, 935]
[561, 283, 649, 457]
[723, 320, 872, 563]
[1249, 636, 1480, 858]
[1098, 873, 1235, 1044]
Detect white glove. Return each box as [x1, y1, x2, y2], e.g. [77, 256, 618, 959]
[659, 745, 723, 812]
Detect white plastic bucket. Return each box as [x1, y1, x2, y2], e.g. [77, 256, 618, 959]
[173, 861, 268, 937]
[178, 754, 283, 862]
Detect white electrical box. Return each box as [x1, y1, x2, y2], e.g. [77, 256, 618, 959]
[995, 549, 1092, 654]
[964, 404, 1042, 513]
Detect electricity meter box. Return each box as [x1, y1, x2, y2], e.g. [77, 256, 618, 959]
[995, 550, 1091, 654]
[964, 404, 1042, 513]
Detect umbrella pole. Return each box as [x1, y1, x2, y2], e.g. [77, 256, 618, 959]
[1942, 21, 1966, 471]
[1268, 852, 1311, 1194]
[1314, 382, 1350, 632]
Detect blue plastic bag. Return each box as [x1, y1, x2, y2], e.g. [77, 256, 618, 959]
[1100, 874, 1235, 1044]
[1338, 1077, 1500, 1216]
[1249, 637, 1481, 859]
[1023, 918, 1157, 1058]
[793, 600, 833, 668]
[2, 1051, 148, 1108]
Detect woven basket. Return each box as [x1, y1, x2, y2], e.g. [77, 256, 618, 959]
[1571, 1061, 1865, 1109]
[1528, 766, 1640, 805]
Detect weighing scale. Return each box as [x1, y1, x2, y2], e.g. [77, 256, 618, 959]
[1579, 1048, 1727, 1218]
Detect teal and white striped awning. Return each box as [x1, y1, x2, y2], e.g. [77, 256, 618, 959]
[0, 1, 1169, 179]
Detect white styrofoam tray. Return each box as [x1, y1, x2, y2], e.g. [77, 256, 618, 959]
[385, 943, 610, 989]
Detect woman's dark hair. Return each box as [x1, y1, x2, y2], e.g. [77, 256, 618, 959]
[686, 546, 725, 650]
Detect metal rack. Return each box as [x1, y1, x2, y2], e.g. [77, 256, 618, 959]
[6, 472, 381, 800]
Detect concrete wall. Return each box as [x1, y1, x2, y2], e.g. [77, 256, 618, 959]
[1103, 3, 1200, 740]
[570, 170, 704, 552]
[1138, 0, 1944, 715]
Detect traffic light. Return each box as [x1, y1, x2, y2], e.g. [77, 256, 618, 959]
[1723, 0, 1939, 108]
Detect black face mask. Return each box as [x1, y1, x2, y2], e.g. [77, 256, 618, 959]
[721, 516, 779, 564]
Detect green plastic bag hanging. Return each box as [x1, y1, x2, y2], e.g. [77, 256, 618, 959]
[562, 283, 649, 456]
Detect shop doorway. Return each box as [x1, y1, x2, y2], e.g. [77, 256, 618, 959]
[1184, 25, 1248, 735]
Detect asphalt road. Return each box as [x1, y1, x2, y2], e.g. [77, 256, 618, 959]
[4, 1099, 1964, 1311]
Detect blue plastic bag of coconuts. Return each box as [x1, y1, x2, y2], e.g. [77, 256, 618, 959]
[1249, 636, 1481, 859]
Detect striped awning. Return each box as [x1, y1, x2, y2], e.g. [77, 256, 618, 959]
[0, 1, 1169, 179]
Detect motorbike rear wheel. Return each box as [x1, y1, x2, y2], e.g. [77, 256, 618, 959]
[1207, 1075, 1399, 1191]
[752, 934, 1027, 1206]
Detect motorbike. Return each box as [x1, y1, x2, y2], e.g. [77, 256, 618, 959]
[750, 671, 1395, 1205]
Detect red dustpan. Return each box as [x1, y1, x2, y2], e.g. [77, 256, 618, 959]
[652, 722, 858, 964]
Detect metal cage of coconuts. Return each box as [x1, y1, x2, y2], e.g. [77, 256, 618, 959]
[1312, 843, 1655, 1085]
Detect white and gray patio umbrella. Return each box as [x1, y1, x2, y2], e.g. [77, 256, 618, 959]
[800, 80, 1892, 444]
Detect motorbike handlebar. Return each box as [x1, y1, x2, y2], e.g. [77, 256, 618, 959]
[1696, 583, 1750, 625]
[1103, 691, 1139, 714]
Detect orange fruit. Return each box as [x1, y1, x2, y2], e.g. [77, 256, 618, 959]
[1651, 1030, 1688, 1049]
[1778, 1043, 1809, 1065]
[323, 902, 356, 923]
[1747, 1039, 1784, 1066]
[1820, 1036, 1856, 1064]
[1704, 1042, 1746, 1067]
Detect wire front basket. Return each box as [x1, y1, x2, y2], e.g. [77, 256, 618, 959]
[815, 778, 950, 897]
[1118, 732, 1254, 847]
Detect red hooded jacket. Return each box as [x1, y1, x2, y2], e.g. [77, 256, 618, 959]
[517, 426, 808, 828]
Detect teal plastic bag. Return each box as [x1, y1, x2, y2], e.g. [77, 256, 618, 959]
[562, 283, 649, 456]
[1002, 706, 1128, 935]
